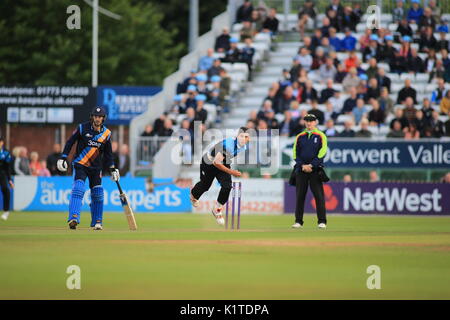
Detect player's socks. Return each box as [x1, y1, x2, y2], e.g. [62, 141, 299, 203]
[68, 180, 85, 223]
[90, 185, 104, 227]
[1, 211, 10, 221]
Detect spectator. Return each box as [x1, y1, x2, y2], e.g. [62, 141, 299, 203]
[241, 38, 256, 80]
[359, 29, 372, 52]
[366, 78, 380, 101]
[429, 110, 445, 138]
[279, 111, 297, 137]
[178, 119, 193, 164]
[429, 0, 441, 22]
[297, 0, 317, 38]
[14, 147, 31, 175]
[343, 174, 352, 183]
[194, 95, 208, 123]
[111, 141, 119, 169]
[159, 118, 174, 137]
[215, 27, 231, 53]
[440, 90, 450, 115]
[326, 9, 340, 32]
[382, 35, 398, 68]
[387, 120, 406, 138]
[419, 26, 438, 53]
[334, 63, 348, 83]
[437, 17, 449, 33]
[363, 35, 381, 63]
[341, 6, 358, 31]
[329, 91, 345, 115]
[141, 124, 156, 137]
[262, 8, 279, 34]
[404, 123, 420, 140]
[404, 97, 418, 122]
[311, 47, 327, 70]
[436, 31, 450, 51]
[170, 95, 185, 115]
[368, 100, 385, 126]
[445, 110, 450, 136]
[222, 38, 241, 64]
[37, 160, 51, 177]
[407, 0, 424, 24]
[342, 87, 358, 114]
[118, 144, 130, 176]
[198, 48, 215, 72]
[184, 86, 197, 109]
[296, 47, 313, 72]
[265, 110, 279, 130]
[344, 51, 359, 72]
[397, 78, 417, 104]
[324, 100, 339, 122]
[430, 58, 445, 83]
[378, 87, 395, 115]
[418, 7, 436, 32]
[279, 86, 296, 114]
[341, 28, 357, 51]
[407, 48, 425, 73]
[413, 110, 428, 136]
[352, 98, 368, 125]
[328, 27, 341, 52]
[289, 58, 302, 82]
[376, 68, 391, 93]
[236, 0, 253, 23]
[431, 78, 447, 104]
[320, 16, 331, 38]
[397, 18, 413, 38]
[339, 120, 356, 137]
[392, 0, 405, 23]
[326, 0, 344, 22]
[46, 143, 62, 176]
[29, 151, 42, 176]
[422, 98, 434, 120]
[208, 59, 224, 78]
[355, 119, 372, 138]
[320, 79, 337, 103]
[251, 10, 264, 32]
[308, 100, 324, 125]
[240, 20, 255, 42]
[301, 80, 318, 104]
[369, 170, 380, 182]
[390, 108, 409, 130]
[342, 67, 360, 91]
[441, 172, 450, 183]
[319, 58, 337, 83]
[324, 119, 338, 137]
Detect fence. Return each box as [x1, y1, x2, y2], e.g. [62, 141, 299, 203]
[134, 136, 171, 174]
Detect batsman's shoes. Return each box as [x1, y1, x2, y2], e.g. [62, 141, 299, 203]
[318, 223, 327, 229]
[93, 223, 103, 230]
[1, 211, 10, 221]
[291, 222, 303, 229]
[211, 208, 225, 226]
[68, 219, 78, 230]
[190, 192, 199, 208]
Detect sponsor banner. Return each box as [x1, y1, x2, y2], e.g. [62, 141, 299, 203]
[0, 86, 95, 123]
[284, 182, 450, 215]
[13, 176, 191, 213]
[97, 86, 162, 125]
[281, 140, 450, 168]
[193, 179, 284, 214]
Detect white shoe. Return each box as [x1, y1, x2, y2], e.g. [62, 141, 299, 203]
[190, 192, 199, 208]
[291, 222, 303, 229]
[318, 223, 327, 229]
[93, 223, 103, 230]
[211, 207, 225, 226]
[1, 211, 10, 221]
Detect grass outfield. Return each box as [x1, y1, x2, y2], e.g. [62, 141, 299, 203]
[0, 212, 449, 300]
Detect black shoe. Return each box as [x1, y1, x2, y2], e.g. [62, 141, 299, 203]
[68, 219, 78, 230]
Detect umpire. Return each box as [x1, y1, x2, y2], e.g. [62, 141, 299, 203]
[291, 114, 328, 229]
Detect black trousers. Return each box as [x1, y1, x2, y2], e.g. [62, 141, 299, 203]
[0, 172, 11, 211]
[191, 160, 232, 205]
[294, 170, 326, 225]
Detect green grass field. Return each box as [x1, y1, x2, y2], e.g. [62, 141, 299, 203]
[1, 212, 449, 300]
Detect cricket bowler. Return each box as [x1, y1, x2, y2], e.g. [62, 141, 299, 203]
[57, 107, 120, 230]
[0, 136, 14, 221]
[190, 127, 250, 225]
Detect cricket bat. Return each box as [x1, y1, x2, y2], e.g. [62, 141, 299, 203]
[115, 181, 137, 231]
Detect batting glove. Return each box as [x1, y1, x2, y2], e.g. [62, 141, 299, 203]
[57, 157, 68, 172]
[110, 167, 120, 182]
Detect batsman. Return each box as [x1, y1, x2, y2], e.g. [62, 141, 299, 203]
[57, 107, 120, 230]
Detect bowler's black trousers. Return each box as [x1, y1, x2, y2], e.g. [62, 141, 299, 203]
[0, 172, 11, 211]
[294, 170, 326, 225]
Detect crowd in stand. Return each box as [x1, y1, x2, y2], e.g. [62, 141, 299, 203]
[248, 0, 450, 139]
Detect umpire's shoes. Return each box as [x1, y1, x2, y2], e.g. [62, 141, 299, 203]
[93, 223, 103, 230]
[291, 223, 303, 229]
[68, 219, 78, 230]
[318, 223, 327, 229]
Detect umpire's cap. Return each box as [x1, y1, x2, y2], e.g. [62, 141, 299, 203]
[90, 106, 107, 117]
[303, 114, 317, 122]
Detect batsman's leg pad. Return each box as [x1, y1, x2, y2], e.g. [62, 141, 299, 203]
[68, 179, 85, 223]
[90, 185, 104, 227]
